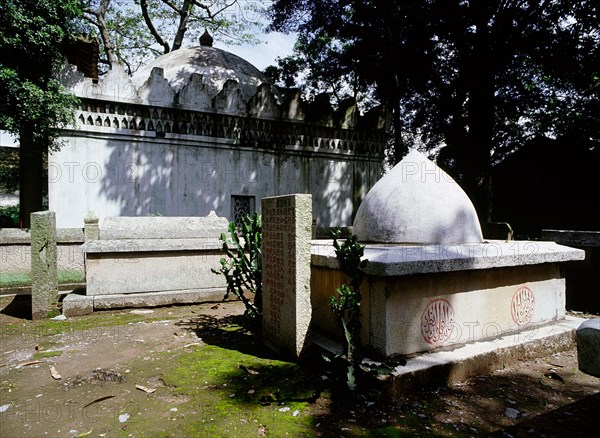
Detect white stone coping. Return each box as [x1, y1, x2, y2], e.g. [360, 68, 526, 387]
[82, 238, 223, 254]
[311, 240, 585, 276]
[100, 215, 229, 240]
[542, 229, 600, 247]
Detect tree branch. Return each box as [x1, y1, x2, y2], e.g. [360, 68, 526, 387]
[161, 0, 182, 14]
[141, 0, 171, 54]
[172, 0, 193, 51]
[85, 0, 118, 67]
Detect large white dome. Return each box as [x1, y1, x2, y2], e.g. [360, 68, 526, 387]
[353, 149, 484, 244]
[131, 44, 270, 101]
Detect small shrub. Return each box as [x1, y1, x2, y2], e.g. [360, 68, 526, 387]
[0, 204, 19, 227]
[212, 213, 262, 321]
[329, 230, 367, 390]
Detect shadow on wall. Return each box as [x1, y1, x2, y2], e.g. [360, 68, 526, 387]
[98, 138, 234, 218]
[89, 135, 376, 226]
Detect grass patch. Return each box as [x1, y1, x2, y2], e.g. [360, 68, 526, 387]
[32, 350, 63, 360]
[0, 309, 179, 339]
[160, 343, 318, 436]
[0, 270, 85, 288]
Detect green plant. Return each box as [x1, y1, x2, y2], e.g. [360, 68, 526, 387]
[328, 230, 367, 390]
[212, 213, 262, 321]
[0, 204, 19, 227]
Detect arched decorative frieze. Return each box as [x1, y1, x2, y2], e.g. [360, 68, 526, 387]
[72, 97, 386, 157]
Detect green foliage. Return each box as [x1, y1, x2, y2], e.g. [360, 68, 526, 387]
[0, 205, 20, 227]
[268, 0, 600, 216]
[84, 0, 266, 73]
[0, 146, 19, 193]
[328, 230, 367, 390]
[212, 213, 262, 321]
[0, 0, 83, 149]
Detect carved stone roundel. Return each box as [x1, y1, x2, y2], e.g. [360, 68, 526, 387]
[421, 299, 456, 346]
[511, 286, 535, 325]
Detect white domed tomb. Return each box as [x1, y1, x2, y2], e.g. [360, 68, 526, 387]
[353, 149, 483, 244]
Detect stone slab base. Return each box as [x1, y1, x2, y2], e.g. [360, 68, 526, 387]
[380, 316, 584, 399]
[63, 288, 228, 316]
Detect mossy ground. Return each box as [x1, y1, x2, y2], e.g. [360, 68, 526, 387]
[1, 300, 599, 437]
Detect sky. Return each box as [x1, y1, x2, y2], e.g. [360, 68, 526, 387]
[222, 31, 296, 70]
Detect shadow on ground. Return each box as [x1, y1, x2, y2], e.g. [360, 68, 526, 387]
[490, 392, 600, 437]
[0, 295, 31, 319]
[173, 309, 600, 436]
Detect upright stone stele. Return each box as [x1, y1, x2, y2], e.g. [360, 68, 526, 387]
[30, 211, 58, 320]
[84, 211, 99, 241]
[262, 194, 312, 358]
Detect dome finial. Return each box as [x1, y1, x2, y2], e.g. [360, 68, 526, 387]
[200, 30, 213, 47]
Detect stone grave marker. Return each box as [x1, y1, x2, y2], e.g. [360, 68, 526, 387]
[31, 211, 58, 320]
[261, 194, 312, 358]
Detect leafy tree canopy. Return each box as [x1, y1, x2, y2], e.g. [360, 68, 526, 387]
[0, 0, 84, 226]
[0, 0, 83, 149]
[83, 0, 268, 73]
[267, 0, 600, 219]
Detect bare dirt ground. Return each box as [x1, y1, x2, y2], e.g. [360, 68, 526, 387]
[0, 295, 599, 437]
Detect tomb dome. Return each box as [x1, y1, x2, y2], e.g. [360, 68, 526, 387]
[353, 149, 484, 244]
[131, 40, 271, 101]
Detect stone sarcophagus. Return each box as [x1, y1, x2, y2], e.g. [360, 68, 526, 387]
[82, 212, 228, 297]
[310, 151, 585, 358]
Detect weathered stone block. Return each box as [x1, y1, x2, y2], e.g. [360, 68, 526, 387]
[84, 211, 99, 241]
[577, 318, 600, 377]
[261, 194, 312, 359]
[62, 293, 94, 317]
[99, 213, 228, 240]
[30, 211, 58, 320]
[92, 288, 227, 310]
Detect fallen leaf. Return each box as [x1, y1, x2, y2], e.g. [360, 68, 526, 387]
[18, 360, 44, 367]
[135, 384, 156, 394]
[50, 366, 61, 380]
[77, 429, 92, 437]
[239, 365, 259, 375]
[544, 371, 564, 383]
[83, 395, 115, 408]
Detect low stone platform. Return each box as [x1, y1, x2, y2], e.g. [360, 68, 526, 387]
[62, 288, 228, 316]
[311, 240, 585, 357]
[82, 212, 229, 296]
[381, 316, 584, 398]
[309, 317, 584, 400]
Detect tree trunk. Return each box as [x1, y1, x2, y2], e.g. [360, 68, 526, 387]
[18, 127, 45, 228]
[465, 4, 495, 222]
[172, 0, 193, 51]
[141, 0, 171, 54]
[392, 102, 407, 165]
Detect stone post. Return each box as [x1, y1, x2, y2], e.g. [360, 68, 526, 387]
[84, 211, 99, 241]
[30, 211, 58, 320]
[261, 194, 312, 359]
